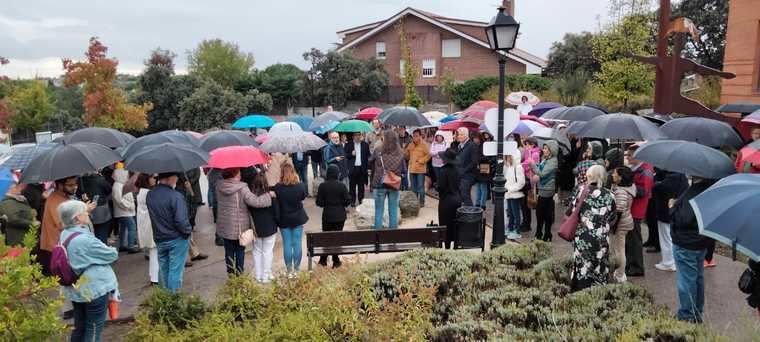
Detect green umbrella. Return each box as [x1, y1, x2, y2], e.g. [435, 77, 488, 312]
[333, 119, 373, 133]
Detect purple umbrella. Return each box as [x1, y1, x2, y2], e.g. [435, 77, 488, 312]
[528, 102, 563, 117]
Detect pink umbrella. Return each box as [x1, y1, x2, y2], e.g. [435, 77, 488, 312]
[207, 145, 270, 169]
[461, 100, 497, 121]
[255, 134, 270, 144]
[439, 119, 480, 131]
[354, 107, 383, 121]
[739, 109, 760, 140]
[507, 91, 540, 106]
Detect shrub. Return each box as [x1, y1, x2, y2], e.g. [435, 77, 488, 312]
[139, 288, 207, 330]
[454, 75, 553, 109]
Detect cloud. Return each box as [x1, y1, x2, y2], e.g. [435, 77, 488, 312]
[0, 14, 88, 42]
[0, 57, 145, 79]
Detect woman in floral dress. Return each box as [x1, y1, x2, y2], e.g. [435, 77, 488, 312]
[569, 164, 615, 291]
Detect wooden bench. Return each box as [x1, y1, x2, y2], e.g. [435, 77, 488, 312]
[306, 226, 447, 270]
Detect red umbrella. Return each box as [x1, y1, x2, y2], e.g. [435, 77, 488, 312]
[439, 119, 480, 131]
[207, 146, 270, 169]
[736, 141, 760, 173]
[461, 100, 497, 121]
[354, 107, 383, 121]
[738, 109, 760, 140]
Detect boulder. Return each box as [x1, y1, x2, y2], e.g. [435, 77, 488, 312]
[310, 176, 324, 197]
[354, 199, 385, 229]
[399, 191, 421, 218]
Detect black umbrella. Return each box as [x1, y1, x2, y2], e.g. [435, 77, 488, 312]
[124, 143, 209, 174]
[633, 140, 736, 179]
[716, 102, 760, 115]
[581, 102, 609, 114]
[661, 117, 743, 148]
[577, 113, 666, 141]
[121, 130, 200, 159]
[378, 106, 431, 127]
[565, 121, 587, 135]
[20, 143, 122, 183]
[542, 105, 606, 122]
[63, 127, 132, 148]
[199, 130, 258, 152]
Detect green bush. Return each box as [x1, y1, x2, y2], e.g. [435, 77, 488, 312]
[140, 288, 207, 330]
[452, 75, 553, 109]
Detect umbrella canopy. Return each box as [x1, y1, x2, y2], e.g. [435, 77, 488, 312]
[566, 121, 587, 136]
[460, 101, 497, 121]
[439, 119, 479, 132]
[269, 121, 306, 137]
[334, 119, 373, 133]
[690, 174, 760, 261]
[527, 102, 563, 117]
[542, 105, 606, 122]
[581, 102, 609, 114]
[577, 113, 666, 141]
[660, 117, 743, 148]
[207, 145, 269, 169]
[507, 91, 540, 106]
[640, 113, 671, 126]
[20, 143, 122, 184]
[199, 130, 257, 152]
[354, 107, 383, 121]
[64, 127, 132, 148]
[255, 134, 270, 144]
[0, 167, 13, 200]
[513, 120, 545, 135]
[185, 130, 205, 139]
[633, 140, 736, 179]
[738, 109, 760, 140]
[736, 140, 760, 173]
[422, 111, 448, 122]
[232, 114, 275, 129]
[0, 143, 57, 170]
[125, 143, 209, 174]
[260, 133, 326, 153]
[539, 106, 567, 120]
[121, 130, 200, 159]
[308, 111, 348, 131]
[378, 106, 430, 127]
[438, 114, 458, 124]
[285, 115, 314, 131]
[532, 127, 571, 154]
[716, 102, 760, 115]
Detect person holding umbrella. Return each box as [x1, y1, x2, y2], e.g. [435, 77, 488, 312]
[436, 148, 462, 249]
[112, 164, 139, 254]
[0, 172, 33, 246]
[324, 132, 349, 189]
[624, 145, 654, 278]
[652, 170, 689, 272]
[135, 173, 159, 285]
[345, 132, 370, 207]
[455, 127, 478, 206]
[40, 177, 94, 275]
[77, 170, 113, 244]
[371, 130, 405, 230]
[316, 164, 351, 267]
[405, 129, 431, 207]
[517, 95, 533, 116]
[528, 141, 559, 242]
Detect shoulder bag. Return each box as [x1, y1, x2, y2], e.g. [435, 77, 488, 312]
[558, 186, 589, 242]
[237, 192, 255, 246]
[380, 156, 401, 190]
[526, 185, 538, 209]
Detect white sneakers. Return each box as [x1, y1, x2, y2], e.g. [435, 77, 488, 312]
[506, 232, 522, 240]
[614, 273, 627, 283]
[654, 263, 677, 272]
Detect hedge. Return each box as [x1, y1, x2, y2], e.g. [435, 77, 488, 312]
[451, 75, 553, 109]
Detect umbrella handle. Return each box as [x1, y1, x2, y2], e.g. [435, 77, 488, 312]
[732, 240, 737, 262]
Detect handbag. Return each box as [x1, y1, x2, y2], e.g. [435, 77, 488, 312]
[380, 156, 401, 190]
[558, 186, 589, 242]
[479, 162, 491, 175]
[526, 186, 538, 209]
[235, 193, 255, 246]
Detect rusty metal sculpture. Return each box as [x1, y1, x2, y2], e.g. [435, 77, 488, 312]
[633, 0, 736, 124]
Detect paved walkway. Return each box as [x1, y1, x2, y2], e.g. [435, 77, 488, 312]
[99, 177, 757, 339]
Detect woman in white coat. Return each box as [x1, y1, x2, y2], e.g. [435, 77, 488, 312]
[504, 150, 526, 240]
[135, 173, 158, 285]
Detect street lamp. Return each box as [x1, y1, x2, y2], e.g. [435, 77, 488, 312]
[485, 6, 520, 247]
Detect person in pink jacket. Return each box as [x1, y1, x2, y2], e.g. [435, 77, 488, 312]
[520, 137, 541, 231]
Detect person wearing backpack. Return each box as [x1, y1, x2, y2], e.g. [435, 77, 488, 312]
[56, 200, 118, 342]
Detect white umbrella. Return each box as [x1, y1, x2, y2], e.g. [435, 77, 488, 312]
[260, 134, 326, 153]
[423, 111, 448, 122]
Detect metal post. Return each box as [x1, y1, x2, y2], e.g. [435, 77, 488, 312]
[491, 56, 507, 247]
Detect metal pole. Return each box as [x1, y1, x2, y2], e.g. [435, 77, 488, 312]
[491, 55, 507, 247]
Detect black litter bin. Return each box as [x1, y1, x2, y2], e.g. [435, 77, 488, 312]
[456, 206, 485, 250]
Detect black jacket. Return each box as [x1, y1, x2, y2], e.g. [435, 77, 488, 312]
[455, 140, 478, 180]
[273, 183, 308, 228]
[291, 153, 310, 172]
[344, 140, 371, 174]
[316, 165, 351, 223]
[249, 199, 279, 238]
[670, 180, 715, 250]
[178, 168, 203, 206]
[324, 143, 348, 179]
[653, 171, 689, 223]
[21, 183, 45, 222]
[77, 173, 112, 207]
[474, 143, 495, 183]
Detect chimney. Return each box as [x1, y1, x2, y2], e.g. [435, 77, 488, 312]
[502, 0, 514, 17]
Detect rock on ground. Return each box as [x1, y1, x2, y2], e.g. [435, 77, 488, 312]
[399, 191, 421, 218]
[311, 177, 324, 197]
[354, 199, 387, 229]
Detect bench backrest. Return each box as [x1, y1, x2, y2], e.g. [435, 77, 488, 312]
[307, 226, 446, 248]
[375, 227, 446, 245]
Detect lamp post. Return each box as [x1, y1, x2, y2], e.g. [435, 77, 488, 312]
[485, 6, 520, 247]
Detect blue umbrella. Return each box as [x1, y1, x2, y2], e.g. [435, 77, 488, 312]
[311, 121, 339, 134]
[690, 174, 760, 261]
[0, 143, 58, 170]
[527, 102, 563, 117]
[633, 140, 736, 179]
[0, 167, 14, 201]
[232, 114, 275, 129]
[438, 115, 458, 124]
[285, 115, 314, 131]
[660, 117, 744, 148]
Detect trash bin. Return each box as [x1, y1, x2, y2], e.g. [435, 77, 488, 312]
[456, 206, 484, 249]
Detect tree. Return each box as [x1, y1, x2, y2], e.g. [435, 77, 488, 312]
[244, 88, 273, 114]
[437, 68, 457, 112]
[0, 99, 11, 131]
[63, 37, 151, 130]
[592, 13, 657, 111]
[178, 80, 251, 131]
[302, 48, 388, 108]
[396, 21, 423, 108]
[551, 71, 591, 106]
[7, 81, 55, 132]
[673, 0, 728, 69]
[255, 63, 303, 113]
[188, 39, 255, 89]
[546, 32, 600, 77]
[50, 83, 86, 131]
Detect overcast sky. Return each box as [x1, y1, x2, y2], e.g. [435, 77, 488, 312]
[1, 0, 613, 78]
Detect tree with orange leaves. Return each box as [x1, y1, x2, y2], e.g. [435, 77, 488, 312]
[62, 37, 151, 130]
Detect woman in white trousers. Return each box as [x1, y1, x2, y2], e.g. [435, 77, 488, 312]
[246, 171, 279, 283]
[136, 174, 159, 284]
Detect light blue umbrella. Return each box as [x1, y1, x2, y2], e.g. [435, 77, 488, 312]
[0, 167, 14, 201]
[690, 174, 760, 261]
[285, 115, 314, 131]
[308, 111, 348, 131]
[232, 114, 275, 129]
[438, 115, 458, 124]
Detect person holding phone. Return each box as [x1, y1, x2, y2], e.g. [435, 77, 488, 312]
[77, 171, 113, 244]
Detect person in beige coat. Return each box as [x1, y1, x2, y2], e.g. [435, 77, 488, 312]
[610, 166, 636, 283]
[405, 130, 431, 205]
[266, 153, 291, 188]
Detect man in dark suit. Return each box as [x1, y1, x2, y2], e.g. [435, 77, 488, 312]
[344, 132, 371, 207]
[454, 127, 478, 206]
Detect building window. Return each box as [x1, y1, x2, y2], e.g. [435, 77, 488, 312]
[422, 59, 436, 78]
[376, 42, 386, 59]
[400, 60, 406, 76]
[442, 39, 461, 58]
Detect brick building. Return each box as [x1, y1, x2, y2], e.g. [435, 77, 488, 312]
[335, 2, 546, 102]
[721, 0, 760, 104]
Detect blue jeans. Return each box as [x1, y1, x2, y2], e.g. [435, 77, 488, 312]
[311, 160, 320, 178]
[71, 293, 108, 342]
[296, 166, 309, 194]
[673, 244, 707, 323]
[475, 182, 489, 207]
[157, 238, 190, 292]
[223, 238, 245, 275]
[373, 188, 400, 229]
[410, 173, 426, 205]
[401, 172, 409, 191]
[460, 177, 475, 206]
[507, 198, 522, 234]
[117, 216, 137, 249]
[281, 226, 304, 272]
